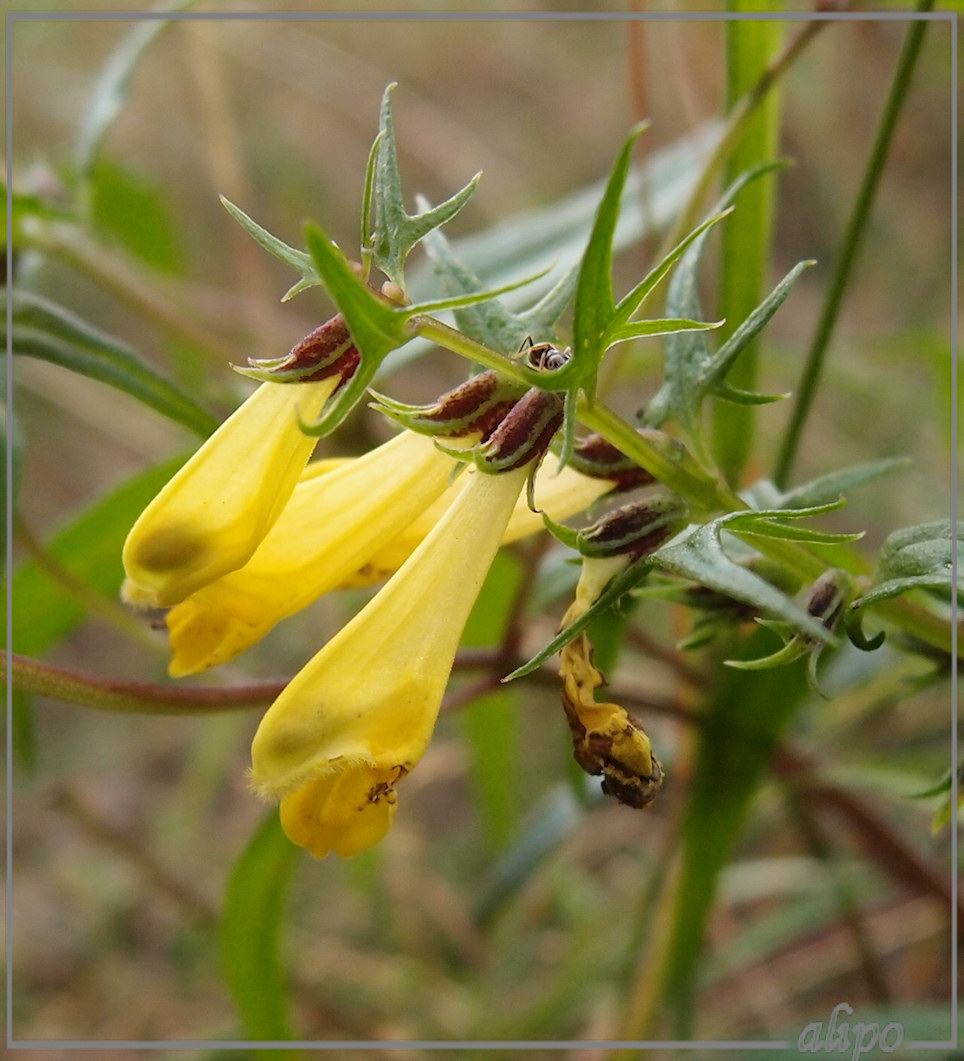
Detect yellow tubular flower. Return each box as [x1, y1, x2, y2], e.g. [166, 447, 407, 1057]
[250, 462, 530, 859]
[123, 379, 340, 607]
[165, 430, 468, 677]
[339, 454, 615, 588]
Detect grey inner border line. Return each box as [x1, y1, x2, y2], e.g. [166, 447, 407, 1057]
[5, 8, 958, 17]
[6, 6, 958, 1053]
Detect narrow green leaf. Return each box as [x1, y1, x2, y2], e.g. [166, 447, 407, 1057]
[4, 290, 217, 437]
[221, 813, 301, 1046]
[608, 209, 731, 337]
[779, 457, 909, 510]
[571, 123, 648, 399]
[708, 259, 814, 388]
[710, 383, 788, 406]
[608, 317, 720, 346]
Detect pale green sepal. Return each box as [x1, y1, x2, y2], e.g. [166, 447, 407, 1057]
[371, 83, 481, 287]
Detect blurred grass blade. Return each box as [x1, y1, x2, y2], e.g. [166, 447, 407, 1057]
[221, 812, 301, 1048]
[712, 6, 784, 483]
[75, 2, 193, 193]
[5, 290, 217, 437]
[661, 632, 810, 1033]
[773, 2, 935, 487]
[8, 458, 184, 767]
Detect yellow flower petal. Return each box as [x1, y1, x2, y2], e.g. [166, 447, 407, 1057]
[250, 462, 529, 857]
[123, 379, 338, 607]
[279, 764, 401, 858]
[341, 454, 614, 588]
[165, 430, 466, 676]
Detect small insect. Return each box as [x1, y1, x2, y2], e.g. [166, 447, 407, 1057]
[516, 335, 571, 372]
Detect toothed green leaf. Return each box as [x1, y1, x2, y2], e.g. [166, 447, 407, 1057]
[650, 509, 838, 643]
[848, 520, 964, 619]
[220, 196, 318, 296]
[370, 83, 481, 287]
[644, 166, 803, 460]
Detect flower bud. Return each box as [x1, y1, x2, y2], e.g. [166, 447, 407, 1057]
[474, 386, 565, 473]
[576, 488, 688, 559]
[568, 433, 657, 492]
[374, 370, 527, 440]
[806, 567, 850, 632]
[239, 314, 359, 383]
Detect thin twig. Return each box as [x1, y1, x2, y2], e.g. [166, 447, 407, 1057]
[3, 651, 284, 714]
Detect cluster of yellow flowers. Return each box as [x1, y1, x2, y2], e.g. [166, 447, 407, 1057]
[121, 333, 621, 859]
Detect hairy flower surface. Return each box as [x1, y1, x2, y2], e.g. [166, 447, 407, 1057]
[250, 462, 530, 859]
[165, 429, 468, 676]
[123, 379, 340, 607]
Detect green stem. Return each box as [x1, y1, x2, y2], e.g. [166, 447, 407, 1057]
[773, 2, 935, 487]
[413, 315, 572, 390]
[4, 651, 283, 715]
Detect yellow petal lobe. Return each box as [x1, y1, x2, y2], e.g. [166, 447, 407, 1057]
[123, 379, 337, 607]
